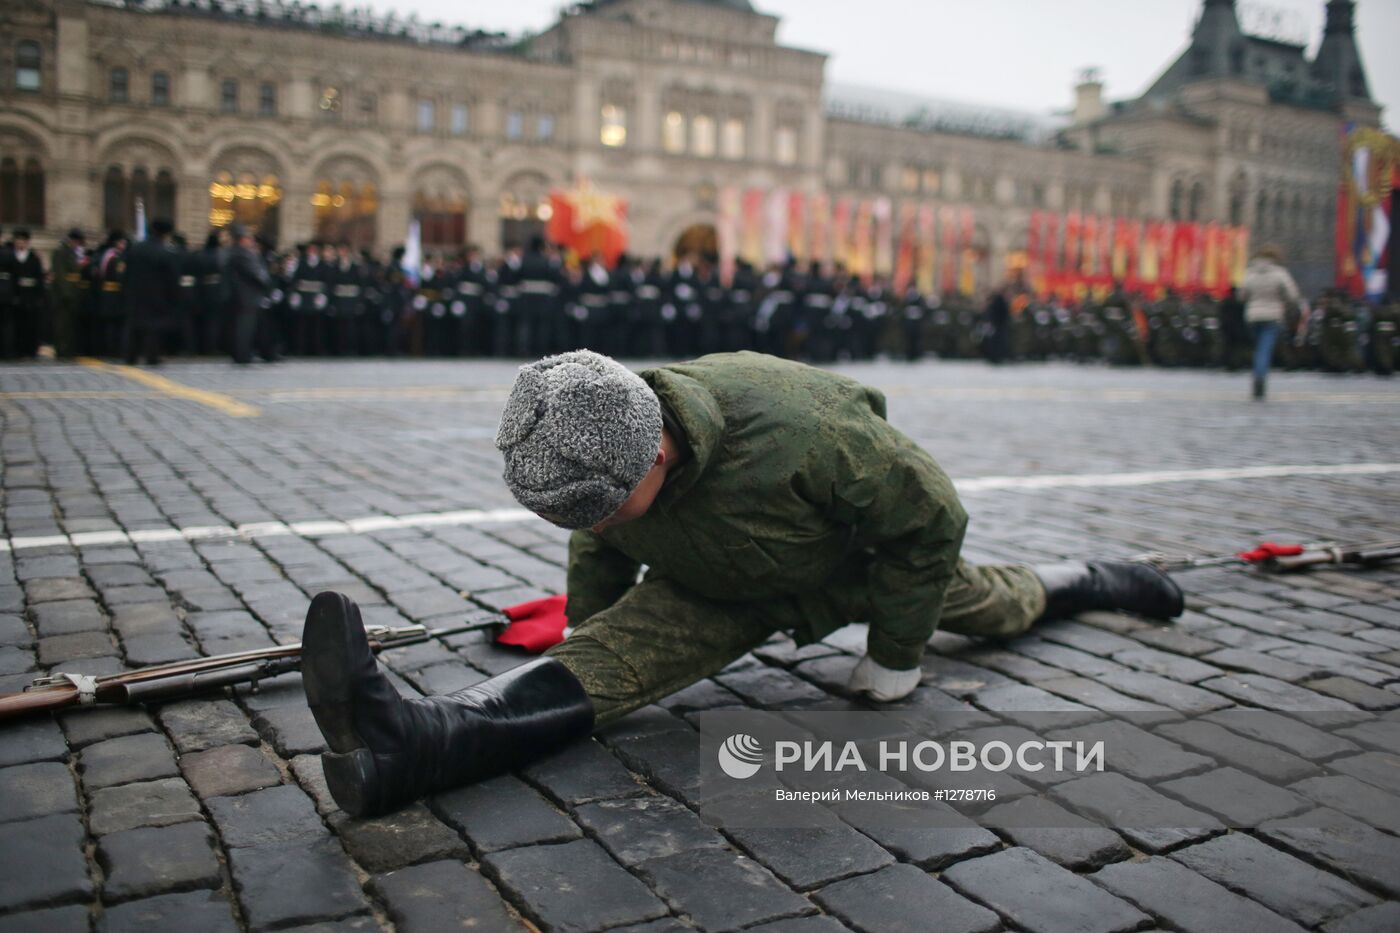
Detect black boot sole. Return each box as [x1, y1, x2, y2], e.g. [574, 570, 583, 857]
[301, 591, 382, 817]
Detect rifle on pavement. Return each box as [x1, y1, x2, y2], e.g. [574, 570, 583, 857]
[0, 617, 503, 724]
[1134, 540, 1400, 574]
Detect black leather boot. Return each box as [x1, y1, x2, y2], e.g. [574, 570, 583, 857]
[1032, 561, 1184, 623]
[301, 591, 595, 817]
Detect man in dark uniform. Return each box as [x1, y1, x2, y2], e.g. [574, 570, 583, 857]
[458, 245, 490, 356]
[0, 229, 14, 358]
[607, 254, 636, 358]
[91, 232, 128, 357]
[290, 242, 329, 355]
[297, 349, 1186, 817]
[982, 285, 1012, 365]
[197, 231, 229, 355]
[48, 228, 89, 358]
[121, 219, 180, 365]
[9, 229, 47, 358]
[493, 244, 522, 357]
[633, 258, 668, 357]
[329, 242, 365, 356]
[172, 234, 201, 355]
[516, 237, 560, 358]
[576, 251, 613, 353]
[226, 224, 274, 365]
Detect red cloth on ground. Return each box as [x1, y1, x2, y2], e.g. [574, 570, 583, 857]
[1237, 542, 1305, 563]
[498, 594, 568, 653]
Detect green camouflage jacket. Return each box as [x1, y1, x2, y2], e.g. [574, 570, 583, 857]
[566, 351, 967, 670]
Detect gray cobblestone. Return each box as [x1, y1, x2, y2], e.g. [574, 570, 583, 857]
[79, 733, 178, 789]
[942, 846, 1149, 933]
[97, 821, 222, 904]
[333, 803, 469, 873]
[97, 890, 240, 933]
[1091, 854, 1306, 933]
[484, 837, 669, 932]
[1168, 833, 1377, 928]
[369, 859, 522, 933]
[88, 777, 202, 836]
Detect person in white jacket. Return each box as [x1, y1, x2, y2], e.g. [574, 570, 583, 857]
[1239, 245, 1303, 399]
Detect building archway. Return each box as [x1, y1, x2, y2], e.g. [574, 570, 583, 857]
[498, 170, 551, 250]
[673, 223, 717, 261]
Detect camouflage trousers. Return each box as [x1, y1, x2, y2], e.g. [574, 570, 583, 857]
[548, 560, 1046, 726]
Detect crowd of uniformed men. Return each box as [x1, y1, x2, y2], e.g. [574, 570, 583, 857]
[1, 224, 1395, 375]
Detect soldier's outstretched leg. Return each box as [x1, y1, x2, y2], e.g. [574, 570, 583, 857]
[301, 592, 595, 817]
[935, 559, 1183, 640]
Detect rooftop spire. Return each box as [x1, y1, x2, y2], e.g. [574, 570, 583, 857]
[1312, 0, 1371, 101]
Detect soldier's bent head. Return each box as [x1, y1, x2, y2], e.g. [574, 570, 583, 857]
[496, 351, 663, 531]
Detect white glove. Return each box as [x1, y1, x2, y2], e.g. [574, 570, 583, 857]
[847, 654, 921, 702]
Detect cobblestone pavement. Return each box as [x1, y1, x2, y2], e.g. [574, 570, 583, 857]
[0, 357, 1398, 932]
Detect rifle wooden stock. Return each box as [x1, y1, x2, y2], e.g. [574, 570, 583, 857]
[0, 683, 81, 718]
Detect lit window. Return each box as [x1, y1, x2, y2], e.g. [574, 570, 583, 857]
[721, 118, 745, 159]
[600, 104, 627, 147]
[451, 104, 469, 136]
[900, 166, 919, 193]
[775, 126, 798, 165]
[921, 168, 940, 193]
[258, 83, 277, 116]
[537, 114, 555, 140]
[109, 67, 129, 103]
[151, 71, 170, 106]
[662, 111, 686, 154]
[691, 115, 716, 157]
[220, 78, 239, 113]
[505, 110, 524, 140]
[15, 41, 41, 92]
[417, 100, 435, 132]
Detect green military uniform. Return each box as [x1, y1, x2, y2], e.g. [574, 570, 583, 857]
[49, 242, 87, 357]
[547, 352, 1045, 724]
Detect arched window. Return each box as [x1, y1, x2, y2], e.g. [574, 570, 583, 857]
[22, 158, 44, 226]
[1274, 192, 1287, 231]
[154, 170, 177, 222]
[1256, 191, 1269, 231]
[15, 41, 41, 92]
[209, 170, 282, 240]
[413, 191, 468, 250]
[312, 178, 377, 248]
[1189, 182, 1205, 222]
[103, 165, 126, 231]
[1169, 179, 1184, 221]
[0, 157, 44, 226]
[128, 167, 150, 229]
[109, 67, 129, 103]
[663, 112, 685, 154]
[0, 159, 18, 223]
[152, 71, 171, 106]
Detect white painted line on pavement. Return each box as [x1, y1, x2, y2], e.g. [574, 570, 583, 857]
[954, 462, 1400, 493]
[2, 463, 1396, 554]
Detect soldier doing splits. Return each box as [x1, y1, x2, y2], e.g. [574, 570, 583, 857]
[299, 350, 1186, 816]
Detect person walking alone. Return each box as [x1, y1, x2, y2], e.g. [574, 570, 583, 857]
[1240, 245, 1302, 400]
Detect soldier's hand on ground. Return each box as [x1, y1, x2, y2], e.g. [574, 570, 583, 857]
[847, 654, 921, 702]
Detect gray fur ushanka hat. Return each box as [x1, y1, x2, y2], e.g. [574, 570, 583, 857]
[495, 350, 663, 530]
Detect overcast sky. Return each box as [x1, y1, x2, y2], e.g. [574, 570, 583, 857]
[360, 0, 1397, 128]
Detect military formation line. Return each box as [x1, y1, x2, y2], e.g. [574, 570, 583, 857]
[1, 226, 1395, 374]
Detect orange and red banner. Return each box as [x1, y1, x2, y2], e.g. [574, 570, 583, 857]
[547, 181, 629, 267]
